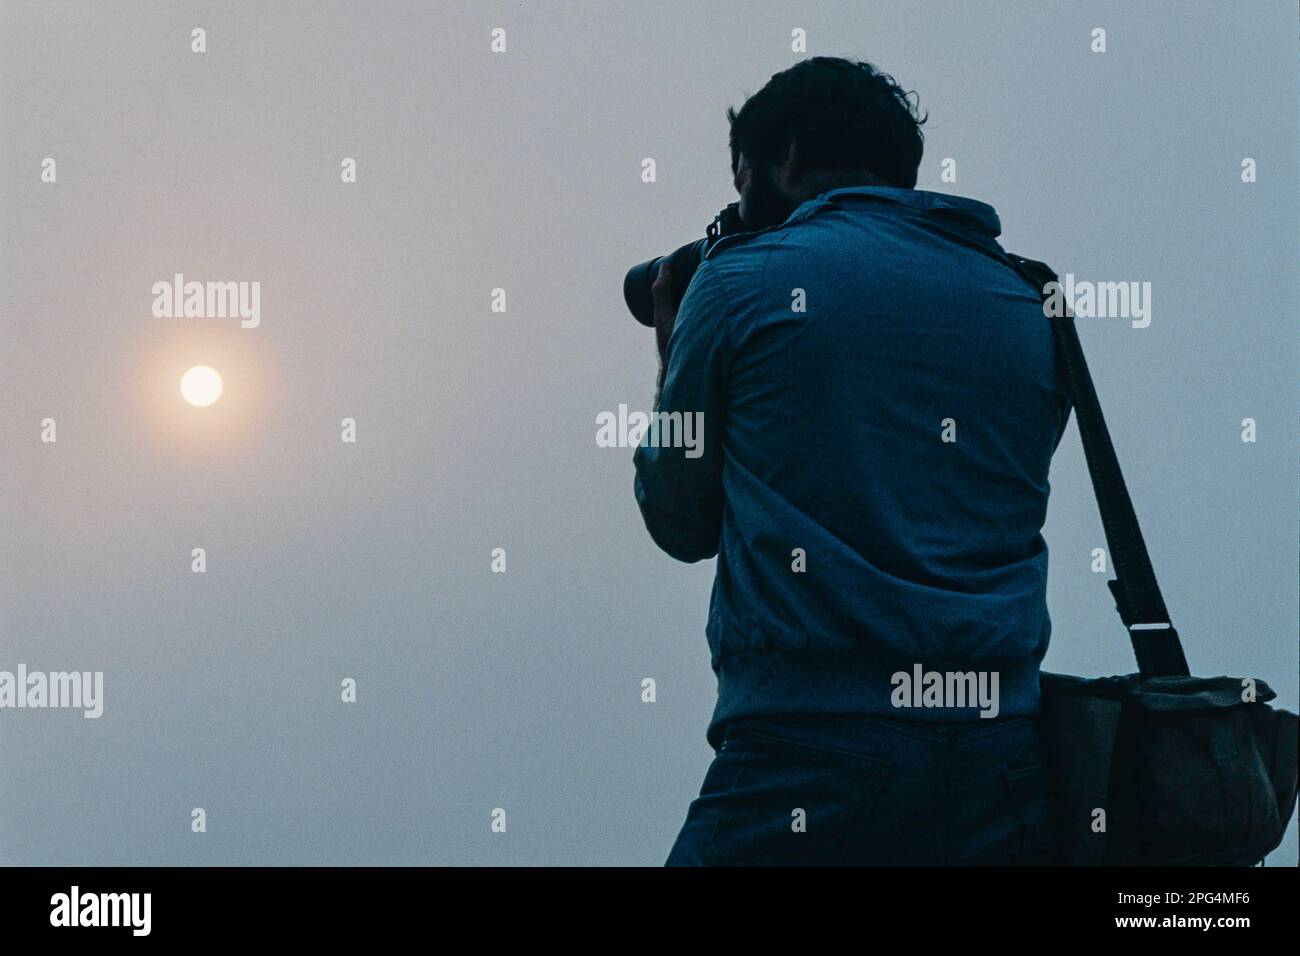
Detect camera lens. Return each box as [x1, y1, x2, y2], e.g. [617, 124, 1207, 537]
[622, 239, 708, 327]
[622, 256, 664, 327]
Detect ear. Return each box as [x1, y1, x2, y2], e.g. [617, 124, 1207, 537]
[777, 140, 801, 188]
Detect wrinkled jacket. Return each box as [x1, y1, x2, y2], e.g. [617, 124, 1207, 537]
[633, 186, 1073, 751]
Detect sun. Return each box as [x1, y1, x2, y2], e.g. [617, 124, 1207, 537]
[180, 366, 223, 407]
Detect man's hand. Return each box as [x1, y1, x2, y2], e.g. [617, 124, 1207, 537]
[651, 259, 678, 367]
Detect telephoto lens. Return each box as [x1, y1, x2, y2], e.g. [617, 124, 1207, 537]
[622, 202, 744, 327]
[622, 241, 705, 327]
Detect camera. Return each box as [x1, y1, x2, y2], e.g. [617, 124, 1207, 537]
[622, 202, 745, 327]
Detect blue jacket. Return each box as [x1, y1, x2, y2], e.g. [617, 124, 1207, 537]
[633, 186, 1073, 751]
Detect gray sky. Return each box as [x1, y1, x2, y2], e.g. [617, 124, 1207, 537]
[1, 0, 1296, 865]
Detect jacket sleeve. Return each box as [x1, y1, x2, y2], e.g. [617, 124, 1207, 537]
[632, 258, 732, 563]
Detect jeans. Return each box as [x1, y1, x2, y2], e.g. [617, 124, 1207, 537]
[665, 713, 1057, 866]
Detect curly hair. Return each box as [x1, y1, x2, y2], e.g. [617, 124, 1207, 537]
[726, 57, 928, 189]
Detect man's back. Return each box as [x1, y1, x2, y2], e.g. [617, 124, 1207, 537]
[634, 185, 1072, 752]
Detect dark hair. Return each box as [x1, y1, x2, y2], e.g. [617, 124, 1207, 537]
[726, 57, 927, 189]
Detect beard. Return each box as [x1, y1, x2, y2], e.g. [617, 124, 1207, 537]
[740, 161, 797, 231]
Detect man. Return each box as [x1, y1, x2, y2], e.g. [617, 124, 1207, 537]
[633, 57, 1072, 866]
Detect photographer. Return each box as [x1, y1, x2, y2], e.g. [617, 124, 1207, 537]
[631, 57, 1073, 866]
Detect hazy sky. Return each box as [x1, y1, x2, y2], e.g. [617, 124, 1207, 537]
[2, 0, 1296, 865]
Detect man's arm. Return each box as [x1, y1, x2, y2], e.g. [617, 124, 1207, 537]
[632, 258, 731, 563]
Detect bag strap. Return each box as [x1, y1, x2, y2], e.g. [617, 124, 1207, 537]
[1003, 254, 1190, 679]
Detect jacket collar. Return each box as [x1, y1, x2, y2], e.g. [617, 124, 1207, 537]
[782, 186, 1003, 240]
